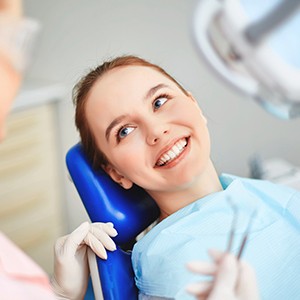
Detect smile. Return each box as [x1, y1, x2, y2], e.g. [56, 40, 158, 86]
[156, 138, 188, 167]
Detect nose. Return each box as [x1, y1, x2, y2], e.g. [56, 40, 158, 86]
[146, 122, 169, 145]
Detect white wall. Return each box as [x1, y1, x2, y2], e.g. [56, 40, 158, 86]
[24, 0, 300, 229]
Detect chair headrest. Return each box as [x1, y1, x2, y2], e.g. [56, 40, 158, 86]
[66, 143, 160, 245]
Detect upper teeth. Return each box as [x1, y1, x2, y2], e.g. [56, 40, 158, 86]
[156, 138, 187, 166]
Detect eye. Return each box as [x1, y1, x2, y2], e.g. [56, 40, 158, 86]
[117, 126, 134, 140]
[153, 95, 168, 111]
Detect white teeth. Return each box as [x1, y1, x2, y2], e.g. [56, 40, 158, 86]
[156, 138, 187, 166]
[168, 151, 176, 159]
[179, 140, 185, 148]
[163, 154, 170, 161]
[173, 145, 180, 155]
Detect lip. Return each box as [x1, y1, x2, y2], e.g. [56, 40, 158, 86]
[154, 136, 190, 169]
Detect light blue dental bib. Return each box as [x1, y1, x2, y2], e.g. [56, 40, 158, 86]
[132, 174, 300, 300]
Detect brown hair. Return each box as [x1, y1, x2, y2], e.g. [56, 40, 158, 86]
[73, 55, 188, 170]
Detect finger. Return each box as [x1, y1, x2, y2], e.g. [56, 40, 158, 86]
[91, 226, 117, 250]
[237, 260, 260, 300]
[84, 232, 115, 259]
[186, 261, 217, 276]
[62, 222, 90, 257]
[208, 248, 226, 264]
[186, 281, 212, 297]
[105, 222, 115, 229]
[54, 235, 69, 254]
[92, 222, 118, 237]
[210, 253, 239, 295]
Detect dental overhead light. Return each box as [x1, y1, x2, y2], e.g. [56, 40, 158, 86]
[193, 0, 300, 119]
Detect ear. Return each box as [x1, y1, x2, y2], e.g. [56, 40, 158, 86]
[187, 91, 207, 124]
[103, 164, 133, 189]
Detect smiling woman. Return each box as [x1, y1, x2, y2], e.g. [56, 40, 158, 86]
[73, 55, 218, 216]
[72, 55, 300, 300]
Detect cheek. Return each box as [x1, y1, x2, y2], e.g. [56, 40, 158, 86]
[180, 109, 207, 133]
[174, 100, 203, 119]
[108, 138, 145, 170]
[118, 153, 137, 168]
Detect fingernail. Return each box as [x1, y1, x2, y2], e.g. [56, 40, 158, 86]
[107, 242, 116, 251]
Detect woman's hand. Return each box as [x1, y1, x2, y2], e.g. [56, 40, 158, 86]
[186, 249, 260, 300]
[51, 222, 117, 300]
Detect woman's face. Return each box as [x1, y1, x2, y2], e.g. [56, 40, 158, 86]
[85, 66, 211, 199]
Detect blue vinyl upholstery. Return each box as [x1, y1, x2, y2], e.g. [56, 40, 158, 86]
[66, 144, 160, 300]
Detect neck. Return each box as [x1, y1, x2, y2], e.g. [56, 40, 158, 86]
[153, 160, 223, 221]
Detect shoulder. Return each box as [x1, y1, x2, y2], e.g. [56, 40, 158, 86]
[222, 173, 300, 207]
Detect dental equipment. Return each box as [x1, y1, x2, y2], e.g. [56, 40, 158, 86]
[226, 197, 257, 259]
[193, 0, 300, 119]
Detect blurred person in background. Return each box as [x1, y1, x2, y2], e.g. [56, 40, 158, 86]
[0, 0, 117, 299]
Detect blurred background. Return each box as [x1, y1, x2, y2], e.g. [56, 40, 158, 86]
[1, 0, 299, 275]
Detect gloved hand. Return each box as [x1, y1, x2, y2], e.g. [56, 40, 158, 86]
[51, 221, 117, 300]
[186, 249, 260, 300]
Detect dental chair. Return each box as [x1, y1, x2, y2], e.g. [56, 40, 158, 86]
[66, 144, 160, 300]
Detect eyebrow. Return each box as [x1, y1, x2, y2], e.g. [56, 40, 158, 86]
[144, 83, 169, 100]
[105, 83, 169, 141]
[105, 114, 127, 141]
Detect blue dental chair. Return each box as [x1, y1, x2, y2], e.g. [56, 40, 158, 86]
[66, 144, 160, 300]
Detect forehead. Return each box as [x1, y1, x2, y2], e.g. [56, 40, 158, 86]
[86, 65, 179, 115]
[90, 65, 176, 99]
[85, 65, 179, 131]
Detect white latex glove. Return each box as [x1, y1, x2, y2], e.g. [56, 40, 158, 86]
[51, 221, 117, 300]
[186, 249, 260, 300]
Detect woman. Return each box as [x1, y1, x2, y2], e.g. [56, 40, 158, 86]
[72, 55, 300, 300]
